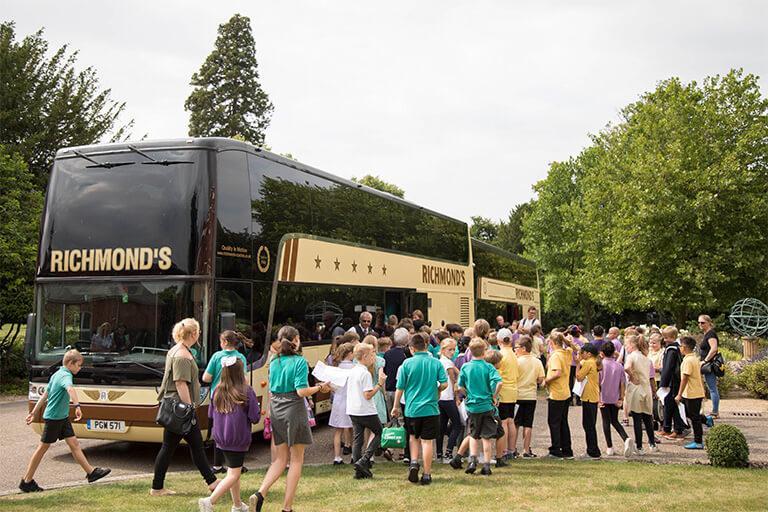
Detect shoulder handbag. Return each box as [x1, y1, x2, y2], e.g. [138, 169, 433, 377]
[155, 351, 197, 435]
[702, 353, 725, 378]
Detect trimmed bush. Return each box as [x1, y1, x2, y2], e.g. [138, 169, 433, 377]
[738, 359, 768, 399]
[704, 424, 749, 468]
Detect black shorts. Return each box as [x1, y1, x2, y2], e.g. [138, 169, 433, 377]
[221, 449, 246, 468]
[404, 415, 439, 440]
[467, 410, 498, 439]
[494, 415, 505, 439]
[41, 418, 75, 444]
[498, 402, 516, 420]
[514, 400, 537, 428]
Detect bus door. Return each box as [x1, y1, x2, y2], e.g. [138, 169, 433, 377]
[406, 291, 429, 322]
[385, 291, 403, 319]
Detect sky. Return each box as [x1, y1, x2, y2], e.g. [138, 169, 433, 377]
[5, 1, 768, 224]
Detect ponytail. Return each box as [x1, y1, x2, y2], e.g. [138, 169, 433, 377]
[276, 326, 301, 357]
[221, 329, 253, 349]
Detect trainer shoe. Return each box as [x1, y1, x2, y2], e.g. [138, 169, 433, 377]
[198, 497, 214, 512]
[449, 454, 463, 469]
[606, 447, 615, 456]
[624, 438, 634, 458]
[420, 474, 432, 486]
[479, 465, 492, 476]
[408, 463, 420, 483]
[666, 433, 685, 440]
[19, 478, 44, 493]
[465, 460, 477, 474]
[706, 415, 715, 428]
[342, 445, 352, 455]
[86, 467, 111, 483]
[333, 458, 344, 465]
[212, 466, 226, 474]
[649, 444, 660, 453]
[541, 454, 562, 460]
[232, 503, 249, 512]
[522, 451, 537, 458]
[636, 448, 645, 456]
[577, 453, 601, 460]
[684, 442, 704, 450]
[495, 459, 508, 468]
[354, 459, 372, 478]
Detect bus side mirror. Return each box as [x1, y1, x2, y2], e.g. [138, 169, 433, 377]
[219, 312, 236, 333]
[24, 313, 36, 369]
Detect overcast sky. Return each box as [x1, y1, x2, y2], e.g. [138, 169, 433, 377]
[6, 1, 768, 223]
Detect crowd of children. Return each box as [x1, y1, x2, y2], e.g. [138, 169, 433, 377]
[20, 313, 720, 512]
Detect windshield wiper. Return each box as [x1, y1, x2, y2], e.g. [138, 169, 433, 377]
[127, 145, 194, 166]
[73, 150, 134, 169]
[93, 360, 165, 377]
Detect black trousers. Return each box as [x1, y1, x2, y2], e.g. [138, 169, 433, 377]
[600, 403, 628, 448]
[547, 398, 572, 457]
[349, 414, 383, 464]
[152, 418, 216, 490]
[683, 397, 704, 444]
[568, 366, 578, 403]
[662, 389, 685, 434]
[581, 401, 600, 457]
[438, 400, 462, 455]
[630, 412, 655, 449]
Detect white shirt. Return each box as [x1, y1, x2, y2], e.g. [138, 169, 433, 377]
[439, 356, 455, 401]
[346, 364, 378, 416]
[521, 317, 540, 329]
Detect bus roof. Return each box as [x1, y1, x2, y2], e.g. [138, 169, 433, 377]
[471, 237, 536, 267]
[56, 137, 467, 229]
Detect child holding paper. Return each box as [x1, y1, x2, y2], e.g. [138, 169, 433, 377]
[575, 343, 601, 460]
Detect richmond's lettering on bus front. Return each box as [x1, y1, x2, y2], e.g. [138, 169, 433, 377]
[50, 247, 172, 272]
[422, 264, 466, 287]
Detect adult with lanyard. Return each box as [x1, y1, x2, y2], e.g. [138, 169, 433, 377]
[151, 318, 219, 496]
[698, 315, 720, 419]
[520, 306, 540, 329]
[251, 326, 330, 512]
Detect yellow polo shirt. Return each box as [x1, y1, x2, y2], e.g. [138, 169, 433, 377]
[547, 347, 573, 401]
[498, 347, 520, 403]
[576, 358, 599, 403]
[681, 353, 705, 399]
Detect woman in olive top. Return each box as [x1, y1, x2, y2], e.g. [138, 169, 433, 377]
[251, 326, 330, 512]
[151, 318, 218, 495]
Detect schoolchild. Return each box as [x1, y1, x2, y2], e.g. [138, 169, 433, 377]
[542, 331, 577, 459]
[20, 349, 110, 492]
[676, 336, 706, 449]
[496, 328, 520, 460]
[483, 349, 509, 468]
[391, 332, 448, 485]
[203, 330, 250, 473]
[659, 326, 685, 439]
[510, 336, 544, 457]
[575, 343, 602, 460]
[456, 339, 503, 475]
[437, 338, 461, 461]
[329, 342, 355, 464]
[648, 333, 664, 430]
[624, 335, 657, 454]
[347, 344, 386, 478]
[598, 341, 632, 457]
[199, 358, 260, 512]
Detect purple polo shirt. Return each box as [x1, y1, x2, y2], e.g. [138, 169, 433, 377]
[599, 358, 624, 404]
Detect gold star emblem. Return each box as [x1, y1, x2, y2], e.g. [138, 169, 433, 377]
[382, 265, 387, 276]
[334, 258, 341, 271]
[314, 255, 322, 268]
[351, 261, 358, 272]
[367, 262, 373, 274]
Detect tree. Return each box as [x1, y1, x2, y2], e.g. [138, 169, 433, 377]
[470, 216, 499, 243]
[0, 22, 132, 188]
[351, 174, 405, 198]
[185, 14, 273, 146]
[0, 148, 43, 380]
[497, 201, 534, 255]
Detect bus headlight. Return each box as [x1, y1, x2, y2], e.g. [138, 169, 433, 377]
[28, 383, 46, 401]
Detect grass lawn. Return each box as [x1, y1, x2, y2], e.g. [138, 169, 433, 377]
[1, 459, 766, 511]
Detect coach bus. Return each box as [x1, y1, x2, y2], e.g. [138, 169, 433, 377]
[24, 137, 538, 443]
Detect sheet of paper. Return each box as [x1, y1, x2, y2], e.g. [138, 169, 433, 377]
[656, 386, 670, 401]
[678, 402, 688, 425]
[572, 376, 587, 397]
[312, 360, 350, 388]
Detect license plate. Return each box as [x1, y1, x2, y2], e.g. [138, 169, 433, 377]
[86, 420, 126, 432]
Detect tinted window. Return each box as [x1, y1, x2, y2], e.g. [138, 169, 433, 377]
[216, 151, 253, 279]
[247, 153, 469, 277]
[472, 240, 538, 288]
[272, 283, 385, 344]
[39, 150, 210, 277]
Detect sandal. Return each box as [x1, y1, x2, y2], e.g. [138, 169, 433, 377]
[382, 449, 394, 461]
[711, 413, 720, 419]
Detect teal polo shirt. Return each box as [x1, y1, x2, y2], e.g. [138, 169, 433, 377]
[458, 359, 501, 414]
[205, 349, 248, 391]
[44, 367, 74, 420]
[396, 351, 447, 418]
[269, 355, 309, 394]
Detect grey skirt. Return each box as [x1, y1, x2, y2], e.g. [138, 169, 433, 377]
[271, 391, 313, 446]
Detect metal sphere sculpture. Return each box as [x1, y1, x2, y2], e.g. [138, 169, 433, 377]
[729, 298, 768, 337]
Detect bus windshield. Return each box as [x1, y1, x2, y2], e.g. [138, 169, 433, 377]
[33, 280, 210, 368]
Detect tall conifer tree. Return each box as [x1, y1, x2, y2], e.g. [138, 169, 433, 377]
[185, 14, 273, 145]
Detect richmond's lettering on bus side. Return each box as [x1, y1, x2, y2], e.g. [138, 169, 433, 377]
[421, 264, 466, 287]
[50, 247, 172, 272]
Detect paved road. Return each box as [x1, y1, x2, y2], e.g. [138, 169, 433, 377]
[3, 394, 765, 495]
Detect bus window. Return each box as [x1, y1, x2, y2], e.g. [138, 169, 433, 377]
[216, 151, 253, 280]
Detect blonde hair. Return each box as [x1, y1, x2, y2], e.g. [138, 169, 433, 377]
[469, 338, 487, 358]
[362, 334, 379, 352]
[63, 349, 83, 365]
[484, 349, 503, 367]
[662, 325, 678, 340]
[353, 343, 376, 380]
[473, 319, 490, 340]
[172, 318, 199, 343]
[97, 322, 111, 338]
[333, 342, 355, 366]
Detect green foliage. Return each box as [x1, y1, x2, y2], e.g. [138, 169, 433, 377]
[470, 216, 499, 243]
[737, 359, 768, 399]
[704, 424, 749, 468]
[717, 364, 738, 397]
[0, 22, 132, 188]
[185, 14, 273, 146]
[497, 201, 533, 255]
[719, 347, 742, 362]
[351, 174, 404, 198]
